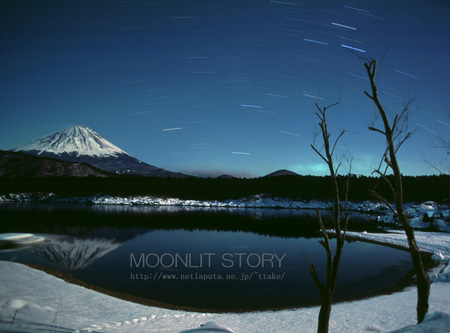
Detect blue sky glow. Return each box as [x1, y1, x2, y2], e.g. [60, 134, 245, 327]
[1, 0, 449, 177]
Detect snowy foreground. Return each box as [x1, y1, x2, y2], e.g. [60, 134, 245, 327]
[1, 230, 450, 333]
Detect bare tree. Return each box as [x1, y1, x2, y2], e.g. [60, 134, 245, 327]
[363, 59, 431, 323]
[310, 101, 351, 333]
[422, 112, 450, 175]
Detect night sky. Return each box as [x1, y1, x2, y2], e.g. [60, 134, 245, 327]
[1, 0, 449, 177]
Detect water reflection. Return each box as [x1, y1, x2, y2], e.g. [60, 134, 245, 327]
[89, 204, 373, 221]
[0, 203, 379, 238]
[74, 229, 413, 310]
[0, 203, 414, 311]
[32, 236, 122, 270]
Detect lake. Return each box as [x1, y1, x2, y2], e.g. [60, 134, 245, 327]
[0, 203, 415, 311]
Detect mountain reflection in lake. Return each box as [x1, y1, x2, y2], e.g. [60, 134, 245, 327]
[32, 236, 122, 270]
[0, 203, 414, 311]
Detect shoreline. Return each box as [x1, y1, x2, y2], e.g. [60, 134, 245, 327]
[23, 244, 435, 315]
[0, 193, 391, 212]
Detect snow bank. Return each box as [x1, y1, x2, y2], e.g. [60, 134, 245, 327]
[389, 312, 450, 332]
[347, 230, 450, 285]
[377, 201, 450, 232]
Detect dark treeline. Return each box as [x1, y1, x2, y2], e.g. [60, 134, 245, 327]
[0, 174, 448, 203]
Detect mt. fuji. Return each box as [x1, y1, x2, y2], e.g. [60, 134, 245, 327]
[12, 126, 127, 158]
[10, 126, 187, 177]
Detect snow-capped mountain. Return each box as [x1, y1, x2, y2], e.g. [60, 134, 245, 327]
[12, 126, 127, 158]
[10, 126, 187, 177]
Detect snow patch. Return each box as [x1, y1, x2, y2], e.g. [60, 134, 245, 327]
[180, 321, 235, 332]
[1, 298, 49, 312]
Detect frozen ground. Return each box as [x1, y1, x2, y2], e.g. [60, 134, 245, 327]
[0, 230, 449, 333]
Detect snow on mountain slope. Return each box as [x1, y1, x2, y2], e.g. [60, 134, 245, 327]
[12, 126, 128, 158]
[10, 126, 188, 177]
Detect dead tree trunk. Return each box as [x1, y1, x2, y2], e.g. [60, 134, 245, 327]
[363, 59, 431, 323]
[310, 102, 351, 333]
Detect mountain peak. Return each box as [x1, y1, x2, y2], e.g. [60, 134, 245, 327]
[9, 126, 190, 177]
[11, 126, 128, 158]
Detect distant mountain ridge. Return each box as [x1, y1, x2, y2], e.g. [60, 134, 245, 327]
[0, 150, 110, 178]
[10, 126, 188, 177]
[264, 169, 299, 177]
[215, 170, 300, 179]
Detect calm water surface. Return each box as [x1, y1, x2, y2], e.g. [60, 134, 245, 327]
[0, 203, 414, 311]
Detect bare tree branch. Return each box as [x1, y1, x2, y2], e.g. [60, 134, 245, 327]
[311, 144, 329, 165]
[394, 131, 413, 154]
[422, 115, 449, 174]
[331, 130, 346, 158]
[368, 126, 386, 136]
[310, 263, 324, 295]
[369, 190, 397, 215]
[309, 100, 352, 333]
[372, 169, 396, 199]
[364, 59, 431, 323]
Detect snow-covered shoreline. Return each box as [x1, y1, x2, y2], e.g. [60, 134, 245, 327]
[1, 230, 449, 332]
[0, 192, 383, 210]
[2, 192, 449, 232]
[1, 195, 449, 331]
